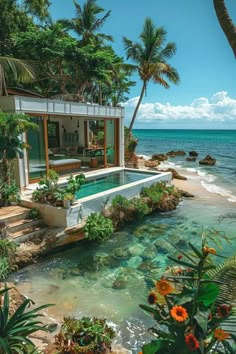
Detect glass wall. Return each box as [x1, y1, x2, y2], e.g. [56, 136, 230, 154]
[105, 119, 116, 165]
[28, 117, 47, 181]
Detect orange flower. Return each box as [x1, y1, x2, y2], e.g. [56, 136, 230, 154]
[214, 328, 230, 341]
[156, 279, 173, 296]
[203, 246, 217, 255]
[185, 334, 200, 351]
[147, 291, 158, 305]
[170, 305, 188, 322]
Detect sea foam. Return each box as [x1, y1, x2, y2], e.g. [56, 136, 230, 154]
[201, 181, 236, 202]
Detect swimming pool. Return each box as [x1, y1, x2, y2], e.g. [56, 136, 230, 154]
[76, 170, 157, 199]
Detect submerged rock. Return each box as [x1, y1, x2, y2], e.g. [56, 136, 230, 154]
[151, 153, 168, 161]
[112, 277, 127, 290]
[141, 245, 157, 261]
[137, 261, 158, 273]
[199, 155, 216, 166]
[189, 151, 198, 157]
[186, 157, 196, 162]
[167, 150, 186, 157]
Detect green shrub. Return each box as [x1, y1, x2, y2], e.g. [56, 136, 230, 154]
[0, 287, 53, 354]
[111, 195, 131, 211]
[84, 213, 114, 242]
[26, 208, 41, 220]
[141, 181, 174, 207]
[0, 239, 17, 281]
[132, 198, 150, 219]
[55, 316, 115, 353]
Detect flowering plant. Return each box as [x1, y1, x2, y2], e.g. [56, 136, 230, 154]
[140, 230, 236, 353]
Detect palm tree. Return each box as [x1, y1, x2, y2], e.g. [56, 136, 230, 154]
[123, 17, 180, 143]
[60, 0, 112, 45]
[213, 0, 236, 58]
[0, 57, 35, 96]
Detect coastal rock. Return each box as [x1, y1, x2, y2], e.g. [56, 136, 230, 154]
[151, 153, 168, 161]
[144, 160, 160, 168]
[167, 150, 186, 157]
[157, 195, 180, 212]
[166, 168, 187, 180]
[179, 189, 195, 198]
[189, 151, 198, 157]
[186, 157, 196, 162]
[199, 155, 216, 166]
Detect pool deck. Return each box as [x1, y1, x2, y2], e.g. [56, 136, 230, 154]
[21, 167, 172, 228]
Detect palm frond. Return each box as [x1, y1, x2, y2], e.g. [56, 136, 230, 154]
[0, 57, 35, 83]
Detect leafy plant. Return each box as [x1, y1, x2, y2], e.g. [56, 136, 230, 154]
[0, 286, 53, 354]
[54, 316, 116, 353]
[26, 208, 41, 220]
[0, 239, 17, 281]
[132, 198, 150, 219]
[139, 230, 236, 354]
[1, 179, 20, 203]
[111, 194, 131, 211]
[63, 193, 74, 201]
[84, 213, 114, 242]
[65, 174, 85, 196]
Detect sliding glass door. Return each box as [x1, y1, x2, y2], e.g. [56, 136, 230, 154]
[105, 119, 117, 166]
[28, 117, 47, 181]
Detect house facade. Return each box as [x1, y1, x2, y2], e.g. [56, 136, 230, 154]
[0, 95, 125, 188]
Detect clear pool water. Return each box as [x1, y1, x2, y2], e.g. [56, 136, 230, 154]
[75, 170, 156, 199]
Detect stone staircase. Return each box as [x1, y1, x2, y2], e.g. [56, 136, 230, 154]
[0, 206, 48, 243]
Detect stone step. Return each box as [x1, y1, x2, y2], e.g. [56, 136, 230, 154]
[9, 225, 48, 244]
[0, 206, 30, 224]
[6, 218, 42, 234]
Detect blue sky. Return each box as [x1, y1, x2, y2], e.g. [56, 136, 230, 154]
[50, 0, 236, 129]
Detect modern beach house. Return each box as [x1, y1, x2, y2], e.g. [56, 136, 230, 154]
[0, 92, 125, 188]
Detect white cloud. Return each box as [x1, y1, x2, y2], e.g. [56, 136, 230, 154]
[124, 91, 236, 126]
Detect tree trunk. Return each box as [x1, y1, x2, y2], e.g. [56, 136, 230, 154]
[125, 81, 146, 145]
[213, 0, 236, 58]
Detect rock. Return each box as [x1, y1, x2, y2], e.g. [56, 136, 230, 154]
[166, 168, 187, 180]
[112, 277, 127, 290]
[141, 245, 157, 261]
[137, 261, 157, 273]
[179, 190, 195, 198]
[129, 244, 145, 256]
[113, 248, 131, 260]
[189, 151, 198, 157]
[154, 240, 171, 254]
[186, 157, 196, 162]
[199, 155, 216, 166]
[151, 153, 168, 161]
[157, 195, 180, 212]
[167, 150, 186, 157]
[144, 160, 159, 168]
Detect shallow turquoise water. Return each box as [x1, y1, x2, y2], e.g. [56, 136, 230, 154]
[76, 170, 156, 199]
[12, 197, 236, 352]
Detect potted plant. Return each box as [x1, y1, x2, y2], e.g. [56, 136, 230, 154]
[63, 193, 74, 209]
[54, 316, 116, 353]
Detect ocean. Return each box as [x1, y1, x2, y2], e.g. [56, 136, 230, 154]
[133, 129, 236, 203]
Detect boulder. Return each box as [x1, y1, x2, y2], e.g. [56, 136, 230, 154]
[179, 190, 195, 198]
[199, 155, 216, 166]
[186, 157, 196, 162]
[151, 153, 168, 161]
[167, 150, 186, 157]
[112, 277, 127, 290]
[141, 245, 157, 261]
[144, 160, 159, 168]
[189, 151, 198, 157]
[166, 168, 187, 180]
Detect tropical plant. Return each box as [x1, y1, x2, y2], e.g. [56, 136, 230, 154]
[0, 112, 38, 183]
[54, 316, 116, 353]
[213, 0, 236, 58]
[139, 229, 236, 354]
[59, 0, 112, 45]
[0, 179, 20, 204]
[0, 56, 35, 96]
[84, 212, 114, 242]
[0, 286, 53, 353]
[26, 207, 41, 220]
[123, 17, 179, 143]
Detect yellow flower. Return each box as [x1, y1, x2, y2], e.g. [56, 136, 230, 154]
[214, 328, 230, 341]
[156, 279, 173, 296]
[170, 305, 188, 322]
[203, 246, 217, 255]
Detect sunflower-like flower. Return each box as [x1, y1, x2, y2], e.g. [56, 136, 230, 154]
[156, 279, 173, 296]
[217, 304, 232, 318]
[147, 291, 158, 305]
[214, 328, 230, 341]
[170, 305, 188, 322]
[185, 334, 200, 351]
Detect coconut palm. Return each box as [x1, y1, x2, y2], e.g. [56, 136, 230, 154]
[213, 0, 236, 58]
[59, 0, 112, 45]
[123, 17, 180, 142]
[0, 56, 35, 96]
